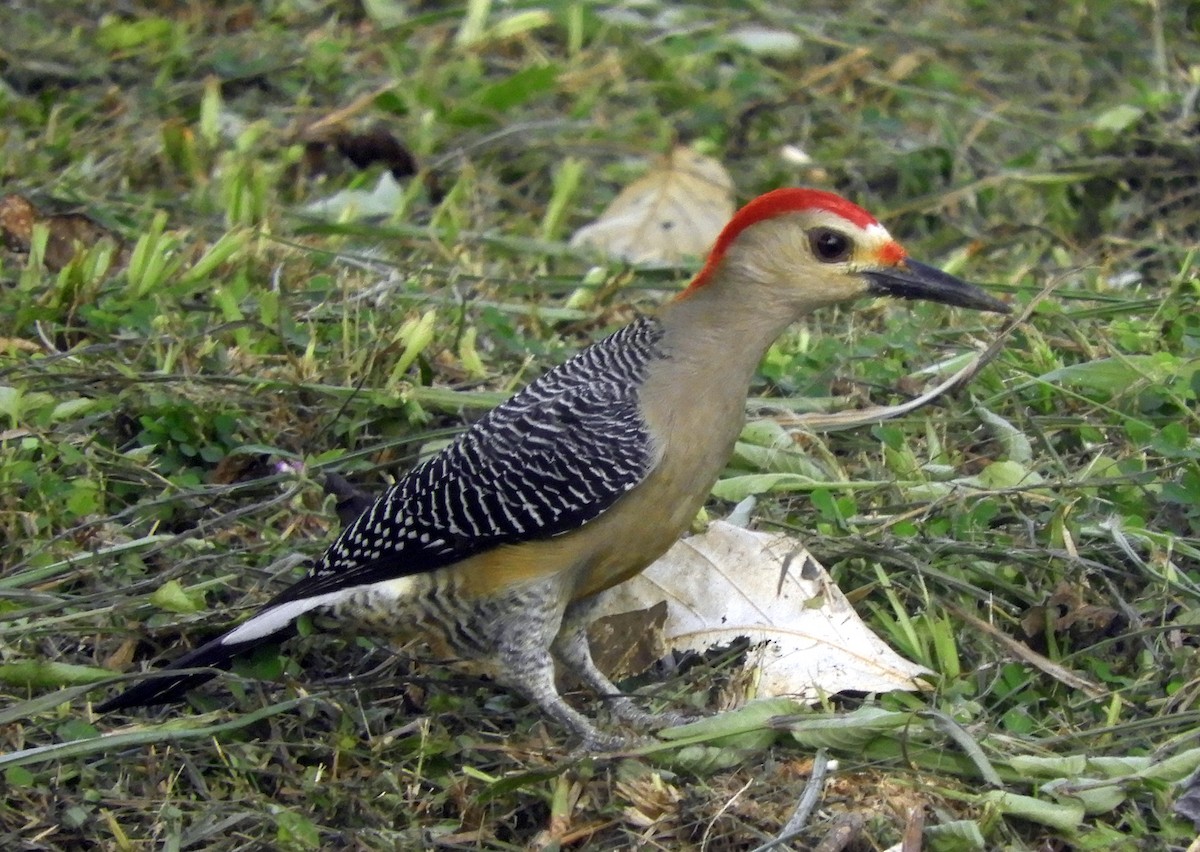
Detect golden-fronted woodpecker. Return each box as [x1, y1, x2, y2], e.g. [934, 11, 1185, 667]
[97, 188, 1009, 749]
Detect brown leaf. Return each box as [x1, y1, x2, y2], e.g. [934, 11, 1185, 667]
[102, 638, 137, 672]
[588, 600, 669, 681]
[570, 146, 735, 264]
[0, 194, 120, 271]
[0, 337, 41, 353]
[1021, 580, 1123, 647]
[0, 194, 36, 248]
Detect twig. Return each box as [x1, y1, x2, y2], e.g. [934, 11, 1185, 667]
[813, 814, 865, 852]
[900, 806, 924, 852]
[750, 749, 830, 851]
[778, 748, 830, 842]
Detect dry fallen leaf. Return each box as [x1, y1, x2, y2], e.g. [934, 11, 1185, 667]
[0, 194, 120, 272]
[570, 146, 735, 264]
[0, 194, 36, 248]
[589, 600, 670, 680]
[0, 337, 41, 354]
[302, 171, 405, 220]
[1020, 579, 1122, 647]
[593, 521, 932, 700]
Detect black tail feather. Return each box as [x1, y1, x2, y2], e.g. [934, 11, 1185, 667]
[96, 625, 295, 713]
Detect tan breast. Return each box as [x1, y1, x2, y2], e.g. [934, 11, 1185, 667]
[448, 339, 752, 603]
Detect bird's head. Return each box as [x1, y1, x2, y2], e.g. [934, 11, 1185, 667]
[679, 188, 1010, 316]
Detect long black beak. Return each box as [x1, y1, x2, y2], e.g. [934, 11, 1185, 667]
[864, 259, 1010, 314]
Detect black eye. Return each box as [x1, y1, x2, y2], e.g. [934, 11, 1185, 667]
[808, 228, 853, 263]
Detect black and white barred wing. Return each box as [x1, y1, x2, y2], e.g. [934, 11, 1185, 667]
[271, 316, 667, 604]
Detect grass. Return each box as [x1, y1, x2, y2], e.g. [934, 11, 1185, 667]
[2, 0, 1199, 848]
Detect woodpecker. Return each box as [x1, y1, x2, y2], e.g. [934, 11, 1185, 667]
[97, 188, 1009, 748]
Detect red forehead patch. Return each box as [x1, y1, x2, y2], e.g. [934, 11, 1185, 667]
[710, 188, 878, 262]
[738, 187, 880, 230]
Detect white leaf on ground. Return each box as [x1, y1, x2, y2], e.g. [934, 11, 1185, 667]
[570, 146, 734, 264]
[594, 521, 931, 700]
[302, 171, 404, 221]
[726, 26, 803, 57]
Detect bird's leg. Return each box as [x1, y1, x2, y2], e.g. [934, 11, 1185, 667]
[552, 596, 700, 731]
[487, 579, 631, 752]
[494, 640, 631, 752]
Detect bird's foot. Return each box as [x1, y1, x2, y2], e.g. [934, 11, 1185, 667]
[647, 708, 708, 729]
[607, 698, 707, 731]
[569, 729, 642, 758]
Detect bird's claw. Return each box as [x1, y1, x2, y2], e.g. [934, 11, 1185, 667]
[607, 699, 708, 731]
[568, 730, 642, 758]
[649, 708, 707, 729]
